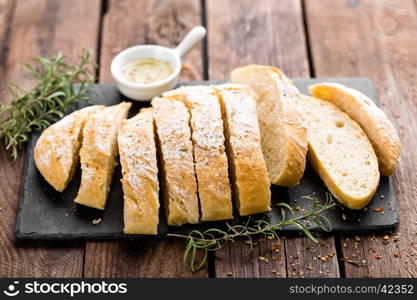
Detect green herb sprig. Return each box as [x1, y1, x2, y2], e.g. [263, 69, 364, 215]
[0, 50, 95, 160]
[168, 194, 336, 272]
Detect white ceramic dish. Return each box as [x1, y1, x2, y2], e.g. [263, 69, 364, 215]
[111, 26, 206, 101]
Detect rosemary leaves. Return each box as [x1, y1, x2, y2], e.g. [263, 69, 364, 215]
[0, 50, 95, 160]
[168, 194, 336, 272]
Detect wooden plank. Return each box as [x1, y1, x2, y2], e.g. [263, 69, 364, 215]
[83, 0, 206, 278]
[97, 0, 203, 83]
[207, 0, 340, 278]
[284, 234, 339, 278]
[305, 0, 417, 277]
[0, 0, 14, 92]
[0, 0, 101, 276]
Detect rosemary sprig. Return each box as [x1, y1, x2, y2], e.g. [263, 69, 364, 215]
[168, 194, 336, 272]
[0, 50, 95, 160]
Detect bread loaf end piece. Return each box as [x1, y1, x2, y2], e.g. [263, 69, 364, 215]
[152, 97, 200, 225]
[119, 108, 160, 234]
[34, 105, 105, 192]
[299, 95, 380, 209]
[74, 102, 131, 210]
[214, 84, 271, 216]
[163, 86, 233, 221]
[309, 82, 400, 176]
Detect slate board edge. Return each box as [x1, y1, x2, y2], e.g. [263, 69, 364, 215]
[15, 130, 34, 240]
[15, 222, 400, 241]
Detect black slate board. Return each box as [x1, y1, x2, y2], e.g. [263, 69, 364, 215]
[15, 78, 399, 240]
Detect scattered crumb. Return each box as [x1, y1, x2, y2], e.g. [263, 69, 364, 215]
[92, 218, 102, 225]
[374, 207, 384, 212]
[111, 47, 123, 53]
[181, 63, 194, 72]
[258, 256, 269, 262]
[227, 272, 233, 277]
[342, 213, 347, 221]
[320, 255, 330, 262]
[381, 235, 390, 245]
[373, 254, 382, 259]
[340, 257, 365, 266]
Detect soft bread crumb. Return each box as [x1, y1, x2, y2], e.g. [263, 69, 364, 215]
[297, 95, 379, 209]
[309, 82, 400, 176]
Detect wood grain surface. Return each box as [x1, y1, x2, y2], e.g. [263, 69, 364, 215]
[206, 0, 339, 278]
[0, 0, 101, 277]
[305, 0, 417, 278]
[0, 0, 14, 92]
[83, 0, 206, 278]
[0, 0, 415, 278]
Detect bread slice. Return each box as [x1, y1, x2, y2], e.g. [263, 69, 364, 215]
[34, 105, 104, 192]
[214, 84, 271, 216]
[152, 97, 199, 225]
[231, 65, 308, 187]
[163, 86, 233, 221]
[297, 95, 380, 209]
[309, 82, 401, 176]
[74, 102, 131, 210]
[118, 108, 159, 234]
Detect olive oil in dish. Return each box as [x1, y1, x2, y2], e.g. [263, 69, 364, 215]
[121, 58, 173, 84]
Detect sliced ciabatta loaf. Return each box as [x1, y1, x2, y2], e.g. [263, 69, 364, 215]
[118, 108, 160, 234]
[231, 65, 308, 187]
[34, 105, 104, 192]
[152, 97, 199, 225]
[309, 82, 401, 176]
[297, 95, 380, 209]
[214, 84, 271, 216]
[163, 86, 233, 221]
[74, 102, 131, 210]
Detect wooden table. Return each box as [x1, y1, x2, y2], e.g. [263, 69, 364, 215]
[1, 0, 416, 278]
